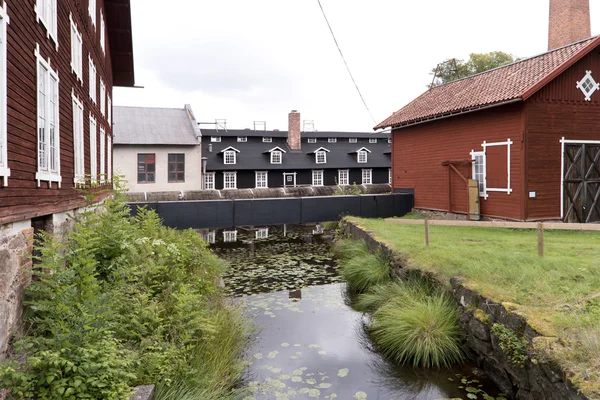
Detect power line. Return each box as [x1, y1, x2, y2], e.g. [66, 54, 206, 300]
[317, 0, 377, 125]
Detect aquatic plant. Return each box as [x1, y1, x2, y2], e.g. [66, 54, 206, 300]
[341, 250, 392, 293]
[370, 292, 463, 368]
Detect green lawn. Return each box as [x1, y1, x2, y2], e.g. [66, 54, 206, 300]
[347, 217, 600, 396]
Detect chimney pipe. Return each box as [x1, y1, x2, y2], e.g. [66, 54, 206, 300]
[287, 110, 301, 150]
[548, 0, 591, 50]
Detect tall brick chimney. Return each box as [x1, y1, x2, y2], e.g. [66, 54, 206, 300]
[548, 0, 591, 50]
[287, 110, 301, 150]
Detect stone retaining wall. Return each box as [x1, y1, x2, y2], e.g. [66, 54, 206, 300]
[342, 219, 587, 400]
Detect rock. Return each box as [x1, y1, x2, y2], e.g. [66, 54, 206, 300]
[130, 385, 155, 400]
[468, 317, 490, 341]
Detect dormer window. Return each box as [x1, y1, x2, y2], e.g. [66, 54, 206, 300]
[388, 138, 392, 143]
[316, 150, 327, 164]
[263, 137, 272, 143]
[271, 151, 282, 164]
[328, 138, 337, 143]
[211, 136, 221, 142]
[369, 138, 377, 143]
[224, 150, 236, 164]
[349, 138, 357, 143]
[358, 150, 368, 163]
[308, 138, 317, 143]
[237, 136, 247, 142]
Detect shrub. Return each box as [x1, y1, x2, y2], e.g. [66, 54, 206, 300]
[370, 292, 463, 368]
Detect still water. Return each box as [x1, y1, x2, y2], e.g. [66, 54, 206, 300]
[211, 225, 500, 400]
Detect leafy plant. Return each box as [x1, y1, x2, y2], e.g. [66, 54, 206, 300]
[491, 323, 528, 367]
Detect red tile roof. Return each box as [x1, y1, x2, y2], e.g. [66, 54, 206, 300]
[375, 36, 600, 130]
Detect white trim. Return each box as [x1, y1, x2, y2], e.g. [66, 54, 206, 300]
[349, 138, 357, 143]
[237, 136, 247, 142]
[560, 139, 600, 144]
[470, 150, 488, 199]
[89, 0, 97, 27]
[204, 171, 215, 190]
[283, 172, 296, 187]
[312, 169, 324, 186]
[361, 168, 372, 185]
[88, 55, 96, 103]
[69, 13, 83, 82]
[223, 150, 236, 165]
[267, 146, 287, 153]
[99, 80, 106, 116]
[223, 230, 237, 242]
[0, 4, 9, 186]
[369, 138, 377, 143]
[71, 90, 85, 185]
[357, 150, 368, 163]
[107, 134, 112, 182]
[262, 137, 272, 143]
[220, 146, 240, 152]
[99, 127, 105, 182]
[270, 150, 282, 164]
[312, 147, 331, 153]
[307, 138, 317, 143]
[89, 115, 97, 183]
[576, 70, 599, 101]
[315, 150, 327, 164]
[107, 96, 112, 125]
[223, 171, 237, 189]
[210, 136, 221, 142]
[203, 230, 215, 244]
[355, 147, 372, 153]
[338, 169, 349, 185]
[256, 227, 269, 239]
[100, 9, 105, 54]
[328, 138, 337, 143]
[35, 0, 58, 50]
[255, 170, 268, 188]
[481, 139, 513, 195]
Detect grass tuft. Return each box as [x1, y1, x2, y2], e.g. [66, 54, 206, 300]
[331, 238, 370, 262]
[341, 250, 391, 292]
[355, 278, 431, 313]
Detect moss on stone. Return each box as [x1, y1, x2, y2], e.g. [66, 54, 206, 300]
[474, 309, 491, 324]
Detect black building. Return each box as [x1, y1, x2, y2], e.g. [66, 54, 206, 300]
[201, 111, 391, 190]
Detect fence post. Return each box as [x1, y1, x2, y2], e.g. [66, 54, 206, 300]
[537, 222, 544, 257]
[424, 219, 430, 247]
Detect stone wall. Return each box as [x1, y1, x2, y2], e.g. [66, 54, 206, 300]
[342, 220, 587, 400]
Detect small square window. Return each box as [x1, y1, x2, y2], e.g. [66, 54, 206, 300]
[237, 136, 247, 142]
[328, 138, 337, 143]
[308, 138, 317, 143]
[349, 138, 357, 143]
[263, 137, 272, 143]
[211, 136, 221, 142]
[369, 138, 377, 143]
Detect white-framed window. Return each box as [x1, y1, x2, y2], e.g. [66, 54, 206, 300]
[223, 230, 237, 243]
[224, 150, 236, 165]
[256, 228, 269, 239]
[262, 137, 272, 143]
[223, 171, 237, 189]
[255, 171, 268, 188]
[99, 127, 105, 182]
[308, 138, 317, 143]
[362, 169, 372, 185]
[72, 91, 85, 185]
[349, 138, 357, 143]
[69, 14, 83, 81]
[470, 139, 513, 198]
[316, 150, 327, 164]
[107, 134, 112, 182]
[388, 138, 392, 144]
[237, 136, 247, 142]
[89, 115, 97, 183]
[358, 150, 368, 163]
[328, 138, 337, 143]
[107, 96, 112, 125]
[203, 230, 216, 244]
[211, 136, 221, 142]
[271, 150, 282, 164]
[312, 170, 323, 186]
[100, 9, 106, 54]
[36, 45, 61, 187]
[471, 151, 486, 197]
[204, 172, 215, 190]
[389, 168, 392, 184]
[338, 169, 349, 186]
[100, 80, 106, 116]
[89, 0, 97, 27]
[35, 0, 58, 48]
[89, 56, 97, 103]
[369, 138, 377, 143]
[0, 5, 9, 186]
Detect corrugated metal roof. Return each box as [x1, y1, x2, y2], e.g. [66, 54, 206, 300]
[113, 106, 200, 145]
[375, 36, 600, 129]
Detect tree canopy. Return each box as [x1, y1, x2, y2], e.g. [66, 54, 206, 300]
[428, 51, 516, 88]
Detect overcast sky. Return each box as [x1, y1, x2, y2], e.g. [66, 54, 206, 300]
[113, 0, 600, 132]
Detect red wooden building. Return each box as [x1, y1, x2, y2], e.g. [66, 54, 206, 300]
[0, 0, 134, 227]
[377, 27, 600, 223]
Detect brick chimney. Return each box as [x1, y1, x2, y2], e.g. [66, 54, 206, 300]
[287, 110, 301, 150]
[548, 0, 591, 50]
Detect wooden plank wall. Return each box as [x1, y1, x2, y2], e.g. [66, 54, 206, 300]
[392, 103, 524, 220]
[0, 0, 113, 224]
[525, 49, 600, 220]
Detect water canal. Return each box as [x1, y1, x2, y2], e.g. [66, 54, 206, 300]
[210, 225, 501, 400]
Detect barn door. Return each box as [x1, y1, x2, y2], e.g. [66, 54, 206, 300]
[563, 143, 600, 223]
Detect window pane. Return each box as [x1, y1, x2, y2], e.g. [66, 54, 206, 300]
[138, 154, 146, 162]
[177, 172, 184, 181]
[168, 163, 176, 172]
[147, 163, 155, 172]
[138, 173, 145, 182]
[168, 154, 175, 162]
[148, 173, 155, 182]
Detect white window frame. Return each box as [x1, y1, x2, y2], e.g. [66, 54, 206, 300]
[89, 0, 97, 27]
[35, 45, 61, 187]
[35, 0, 58, 49]
[470, 150, 486, 198]
[89, 56, 97, 103]
[362, 169, 372, 185]
[262, 137, 272, 143]
[211, 136, 221, 142]
[204, 172, 215, 190]
[369, 138, 377, 144]
[72, 90, 85, 186]
[256, 228, 269, 239]
[328, 138, 337, 143]
[307, 138, 317, 143]
[0, 5, 9, 186]
[338, 169, 349, 185]
[100, 9, 106, 54]
[389, 168, 392, 184]
[107, 134, 112, 182]
[69, 14, 83, 82]
[270, 150, 282, 164]
[470, 139, 513, 199]
[357, 150, 368, 163]
[99, 127, 105, 182]
[223, 171, 237, 189]
[90, 115, 97, 184]
[316, 150, 327, 164]
[312, 170, 324, 186]
[349, 138, 357, 143]
[203, 230, 216, 244]
[107, 96, 112, 125]
[100, 80, 106, 116]
[388, 138, 392, 144]
[237, 136, 247, 142]
[224, 150, 236, 165]
[223, 230, 237, 243]
[255, 171, 268, 188]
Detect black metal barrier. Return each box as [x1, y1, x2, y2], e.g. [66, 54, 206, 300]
[129, 193, 413, 229]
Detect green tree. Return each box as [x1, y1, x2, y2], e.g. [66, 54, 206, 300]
[428, 51, 516, 88]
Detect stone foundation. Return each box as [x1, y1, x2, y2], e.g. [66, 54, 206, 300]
[342, 220, 587, 400]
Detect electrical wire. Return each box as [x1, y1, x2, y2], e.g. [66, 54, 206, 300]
[317, 0, 377, 125]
